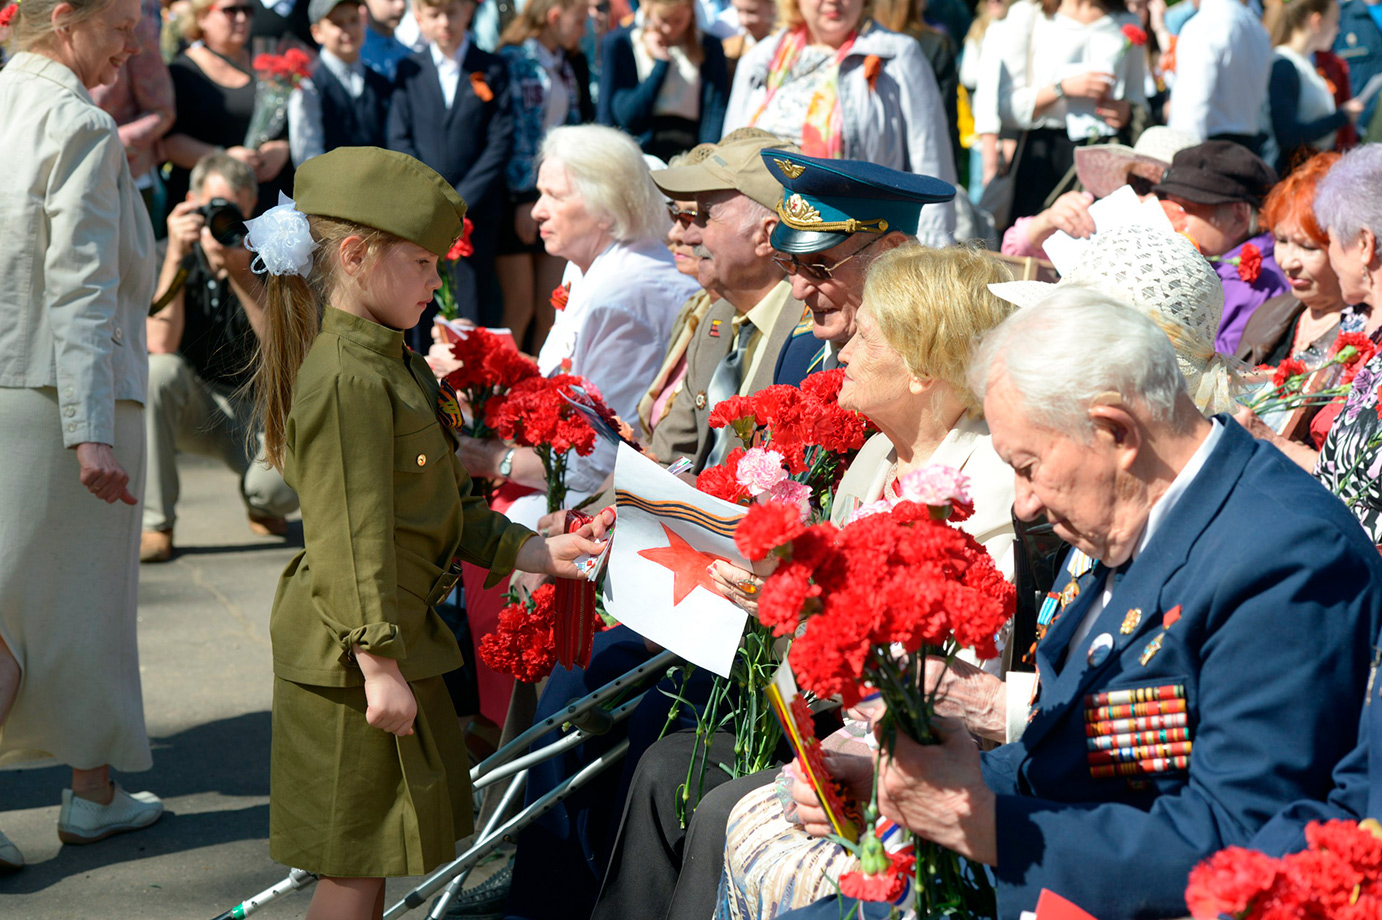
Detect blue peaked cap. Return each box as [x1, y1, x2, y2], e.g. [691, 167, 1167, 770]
[760, 150, 955, 254]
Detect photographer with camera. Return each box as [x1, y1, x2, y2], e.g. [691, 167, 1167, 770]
[141, 153, 298, 563]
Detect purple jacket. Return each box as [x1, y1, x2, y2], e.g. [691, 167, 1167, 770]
[1213, 231, 1291, 355]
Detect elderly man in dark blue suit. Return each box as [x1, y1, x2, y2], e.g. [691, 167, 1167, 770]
[780, 289, 1382, 920]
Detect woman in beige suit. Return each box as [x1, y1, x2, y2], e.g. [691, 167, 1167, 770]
[0, 0, 162, 870]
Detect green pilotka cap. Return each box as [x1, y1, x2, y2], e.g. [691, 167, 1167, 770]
[293, 147, 467, 256]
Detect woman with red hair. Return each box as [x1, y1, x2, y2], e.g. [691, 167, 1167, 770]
[1236, 151, 1347, 367]
[1234, 149, 1377, 468]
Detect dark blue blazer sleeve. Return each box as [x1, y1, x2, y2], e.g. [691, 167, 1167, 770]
[698, 34, 729, 142]
[990, 523, 1380, 919]
[457, 54, 514, 209]
[1269, 57, 1349, 165]
[600, 27, 670, 135]
[386, 55, 423, 161]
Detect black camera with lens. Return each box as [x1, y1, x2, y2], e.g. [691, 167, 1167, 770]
[199, 198, 248, 248]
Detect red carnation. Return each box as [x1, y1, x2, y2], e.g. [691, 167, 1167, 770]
[447, 218, 474, 260]
[1271, 358, 1308, 389]
[478, 585, 559, 682]
[0, 3, 17, 28]
[838, 851, 916, 902]
[1121, 23, 1148, 46]
[1185, 847, 1280, 919]
[697, 463, 750, 505]
[735, 500, 808, 560]
[1237, 242, 1262, 284]
[708, 394, 760, 430]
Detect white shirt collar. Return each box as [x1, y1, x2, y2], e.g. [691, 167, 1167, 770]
[319, 48, 361, 81]
[430, 36, 471, 71]
[1132, 418, 1224, 562]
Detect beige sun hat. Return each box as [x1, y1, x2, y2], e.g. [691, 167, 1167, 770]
[1073, 127, 1200, 200]
[988, 225, 1249, 415]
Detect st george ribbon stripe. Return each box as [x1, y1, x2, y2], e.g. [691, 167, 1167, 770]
[615, 490, 741, 538]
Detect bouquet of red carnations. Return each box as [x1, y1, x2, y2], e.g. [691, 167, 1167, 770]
[736, 476, 1014, 918]
[443, 327, 538, 440]
[478, 583, 607, 682]
[1243, 332, 1377, 415]
[484, 374, 618, 514]
[698, 369, 874, 520]
[1185, 819, 1382, 919]
[245, 47, 311, 148]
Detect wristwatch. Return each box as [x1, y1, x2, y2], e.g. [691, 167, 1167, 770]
[1052, 79, 1067, 100]
[498, 447, 516, 478]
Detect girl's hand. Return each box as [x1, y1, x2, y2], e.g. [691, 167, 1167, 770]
[76, 442, 138, 505]
[355, 649, 417, 736]
[517, 507, 615, 579]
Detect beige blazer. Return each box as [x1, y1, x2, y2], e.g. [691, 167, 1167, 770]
[830, 414, 1018, 579]
[0, 52, 156, 447]
[648, 280, 806, 473]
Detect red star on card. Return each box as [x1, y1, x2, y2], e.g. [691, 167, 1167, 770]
[638, 523, 731, 606]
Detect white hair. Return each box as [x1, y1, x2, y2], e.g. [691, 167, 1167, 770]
[539, 125, 669, 243]
[967, 287, 1190, 441]
[1314, 143, 1382, 246]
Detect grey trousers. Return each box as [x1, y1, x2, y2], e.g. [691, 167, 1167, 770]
[142, 352, 298, 533]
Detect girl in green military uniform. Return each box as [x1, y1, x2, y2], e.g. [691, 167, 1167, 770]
[244, 146, 609, 920]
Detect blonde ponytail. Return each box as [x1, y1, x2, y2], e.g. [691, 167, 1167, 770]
[250, 216, 399, 470]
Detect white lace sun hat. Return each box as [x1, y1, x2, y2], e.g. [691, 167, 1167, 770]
[988, 225, 1249, 415]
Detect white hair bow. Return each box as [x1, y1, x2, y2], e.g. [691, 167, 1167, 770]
[244, 192, 317, 278]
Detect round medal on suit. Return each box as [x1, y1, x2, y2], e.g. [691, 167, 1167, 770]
[1088, 632, 1114, 667]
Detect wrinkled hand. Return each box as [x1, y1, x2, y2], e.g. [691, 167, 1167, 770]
[1232, 405, 1283, 445]
[1062, 70, 1114, 101]
[707, 560, 763, 614]
[536, 508, 569, 538]
[357, 650, 417, 736]
[1029, 191, 1096, 247]
[791, 749, 874, 838]
[510, 569, 554, 601]
[923, 655, 1007, 741]
[76, 442, 138, 505]
[876, 716, 997, 864]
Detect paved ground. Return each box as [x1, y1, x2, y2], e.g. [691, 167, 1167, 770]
[0, 454, 498, 919]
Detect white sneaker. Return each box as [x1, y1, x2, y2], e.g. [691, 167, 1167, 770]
[57, 785, 164, 845]
[0, 829, 23, 872]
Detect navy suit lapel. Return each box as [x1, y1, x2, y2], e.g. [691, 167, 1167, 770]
[444, 44, 486, 127]
[418, 52, 449, 117]
[1021, 417, 1256, 752]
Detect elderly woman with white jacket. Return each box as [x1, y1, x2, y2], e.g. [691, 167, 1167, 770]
[0, 0, 163, 870]
[721, 0, 958, 247]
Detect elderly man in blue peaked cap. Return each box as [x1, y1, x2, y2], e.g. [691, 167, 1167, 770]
[761, 149, 956, 385]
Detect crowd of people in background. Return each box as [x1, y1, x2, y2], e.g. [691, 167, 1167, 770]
[4, 0, 1382, 916]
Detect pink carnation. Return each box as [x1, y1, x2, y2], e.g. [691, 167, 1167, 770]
[735, 447, 790, 496]
[847, 499, 895, 524]
[896, 465, 971, 509]
[765, 479, 812, 519]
